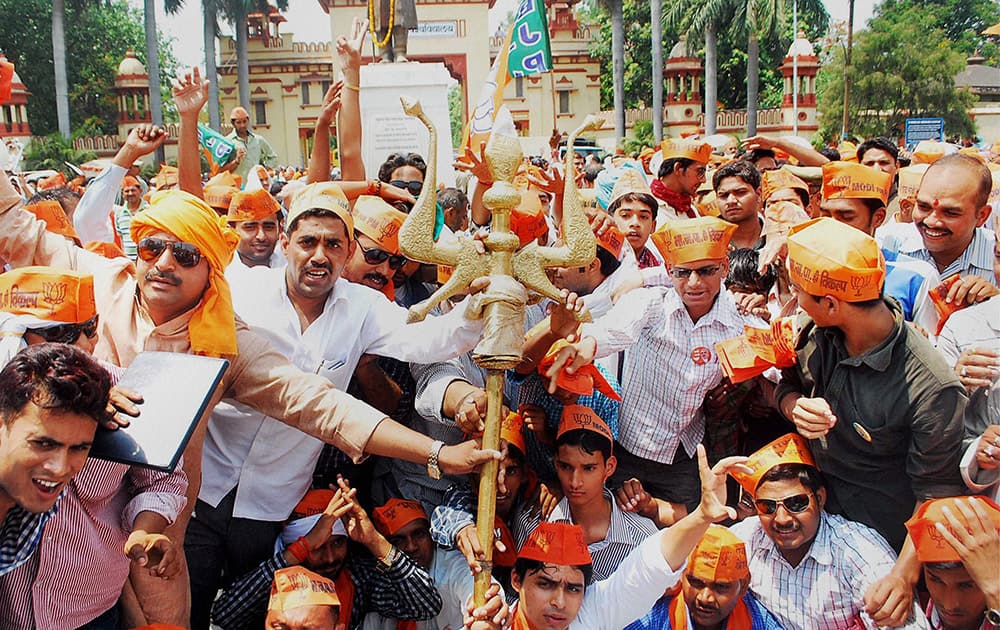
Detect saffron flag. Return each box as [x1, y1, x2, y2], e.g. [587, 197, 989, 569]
[464, 0, 553, 152]
[197, 123, 236, 176]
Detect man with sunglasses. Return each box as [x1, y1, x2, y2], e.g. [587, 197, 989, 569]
[342, 195, 409, 299]
[222, 106, 277, 183]
[729, 434, 927, 630]
[544, 216, 767, 512]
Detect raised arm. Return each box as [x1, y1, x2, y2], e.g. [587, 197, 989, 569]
[335, 17, 367, 181]
[306, 81, 342, 183]
[171, 68, 210, 197]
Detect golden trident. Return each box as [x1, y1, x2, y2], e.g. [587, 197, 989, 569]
[397, 97, 602, 604]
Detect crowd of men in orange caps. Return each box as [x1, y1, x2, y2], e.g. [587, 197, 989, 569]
[1, 18, 1000, 630]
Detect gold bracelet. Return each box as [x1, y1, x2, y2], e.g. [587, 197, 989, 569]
[344, 83, 360, 92]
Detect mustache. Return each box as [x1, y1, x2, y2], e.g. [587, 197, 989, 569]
[305, 262, 332, 273]
[144, 269, 180, 285]
[917, 221, 951, 233]
[364, 272, 388, 286]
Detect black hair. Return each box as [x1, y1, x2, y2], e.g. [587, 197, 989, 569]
[583, 164, 604, 183]
[377, 152, 427, 184]
[713, 160, 761, 191]
[924, 561, 966, 571]
[746, 148, 776, 165]
[595, 246, 621, 277]
[436, 187, 469, 212]
[286, 208, 343, 236]
[758, 463, 824, 494]
[0, 343, 111, 424]
[727, 247, 776, 294]
[27, 188, 82, 218]
[514, 557, 594, 586]
[802, 290, 885, 310]
[818, 148, 841, 162]
[658, 157, 696, 179]
[927, 154, 992, 208]
[607, 191, 659, 221]
[555, 428, 612, 462]
[857, 137, 899, 163]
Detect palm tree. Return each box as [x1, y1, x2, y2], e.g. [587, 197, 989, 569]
[651, 0, 663, 142]
[733, 0, 785, 136]
[205, 0, 222, 130]
[665, 0, 732, 136]
[221, 0, 289, 125]
[53, 0, 70, 138]
[608, 0, 625, 142]
[145, 0, 186, 164]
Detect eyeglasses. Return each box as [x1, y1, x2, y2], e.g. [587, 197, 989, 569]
[668, 264, 722, 280]
[136, 237, 203, 268]
[357, 241, 407, 270]
[27, 315, 100, 345]
[755, 493, 812, 515]
[390, 180, 423, 196]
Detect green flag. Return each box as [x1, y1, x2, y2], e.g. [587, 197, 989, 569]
[506, 0, 553, 78]
[197, 123, 236, 173]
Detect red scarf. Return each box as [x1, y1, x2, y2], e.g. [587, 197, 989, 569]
[668, 593, 753, 630]
[333, 569, 356, 628]
[651, 179, 697, 218]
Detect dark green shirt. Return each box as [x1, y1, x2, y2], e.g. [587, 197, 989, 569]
[776, 299, 967, 550]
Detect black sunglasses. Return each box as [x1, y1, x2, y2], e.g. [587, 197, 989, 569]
[390, 179, 423, 196]
[136, 237, 203, 268]
[27, 315, 100, 345]
[669, 264, 722, 280]
[755, 493, 812, 515]
[357, 241, 407, 270]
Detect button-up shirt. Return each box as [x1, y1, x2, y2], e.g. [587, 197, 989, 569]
[226, 129, 278, 182]
[878, 223, 997, 283]
[729, 512, 928, 630]
[582, 286, 764, 464]
[202, 267, 482, 521]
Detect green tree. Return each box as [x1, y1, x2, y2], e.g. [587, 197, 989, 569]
[816, 3, 976, 143]
[0, 0, 179, 137]
[877, 0, 1000, 64]
[22, 133, 97, 174]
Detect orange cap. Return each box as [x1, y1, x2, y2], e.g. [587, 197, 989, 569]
[228, 188, 281, 223]
[510, 191, 549, 247]
[291, 489, 334, 520]
[661, 138, 713, 164]
[539, 340, 621, 402]
[609, 167, 652, 206]
[687, 525, 749, 583]
[730, 433, 816, 496]
[37, 172, 67, 191]
[0, 266, 97, 324]
[896, 164, 930, 201]
[821, 162, 893, 205]
[596, 224, 626, 258]
[372, 498, 428, 536]
[837, 141, 858, 163]
[761, 169, 809, 203]
[84, 241, 128, 260]
[203, 172, 241, 211]
[762, 200, 810, 239]
[912, 140, 951, 165]
[695, 191, 722, 217]
[905, 496, 1000, 563]
[650, 216, 736, 266]
[287, 182, 354, 238]
[122, 175, 141, 191]
[352, 196, 408, 254]
[557, 404, 614, 447]
[518, 522, 593, 566]
[24, 200, 80, 243]
[268, 566, 340, 613]
[715, 335, 772, 384]
[153, 164, 179, 190]
[786, 217, 885, 302]
[501, 411, 527, 457]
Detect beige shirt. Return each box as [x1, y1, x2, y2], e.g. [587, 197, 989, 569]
[0, 180, 384, 467]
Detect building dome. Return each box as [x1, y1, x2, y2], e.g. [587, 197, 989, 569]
[668, 35, 691, 59]
[117, 50, 147, 77]
[787, 30, 815, 57]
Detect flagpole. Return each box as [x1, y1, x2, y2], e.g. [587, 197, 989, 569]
[549, 72, 558, 139]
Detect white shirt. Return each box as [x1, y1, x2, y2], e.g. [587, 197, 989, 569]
[224, 248, 286, 285]
[201, 268, 483, 520]
[729, 512, 928, 630]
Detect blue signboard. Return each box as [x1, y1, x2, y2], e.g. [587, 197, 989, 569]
[905, 117, 944, 148]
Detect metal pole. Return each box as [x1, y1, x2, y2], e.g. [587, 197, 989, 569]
[842, 0, 854, 140]
[792, 0, 798, 136]
[651, 0, 663, 142]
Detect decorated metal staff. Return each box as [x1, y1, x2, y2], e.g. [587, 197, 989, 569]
[397, 97, 600, 604]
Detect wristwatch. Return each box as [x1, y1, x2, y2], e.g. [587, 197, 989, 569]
[427, 440, 445, 480]
[986, 608, 1000, 626]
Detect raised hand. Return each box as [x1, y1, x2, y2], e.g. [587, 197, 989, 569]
[171, 67, 209, 119]
[335, 17, 368, 79]
[317, 80, 344, 128]
[454, 141, 493, 186]
[696, 444, 750, 523]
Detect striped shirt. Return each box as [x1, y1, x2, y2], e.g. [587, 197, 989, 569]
[625, 591, 785, 630]
[582, 286, 763, 464]
[0, 504, 55, 579]
[729, 512, 929, 630]
[514, 488, 658, 582]
[878, 223, 997, 283]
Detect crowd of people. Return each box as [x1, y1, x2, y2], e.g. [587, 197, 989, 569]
[0, 16, 998, 630]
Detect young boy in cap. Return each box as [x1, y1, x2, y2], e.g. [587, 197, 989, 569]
[545, 216, 766, 510]
[728, 434, 926, 630]
[514, 405, 657, 582]
[905, 496, 1000, 630]
[776, 218, 968, 626]
[625, 525, 783, 630]
[607, 167, 662, 268]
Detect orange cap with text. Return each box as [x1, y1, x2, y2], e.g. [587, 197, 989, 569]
[821, 162, 893, 205]
[501, 411, 527, 457]
[291, 489, 334, 520]
[650, 216, 736, 265]
[0, 266, 97, 324]
[896, 164, 930, 201]
[557, 404, 614, 447]
[228, 188, 281, 223]
[24, 200, 80, 243]
[518, 522, 593, 566]
[696, 191, 722, 217]
[786, 217, 885, 302]
[372, 498, 428, 537]
[687, 525, 750, 583]
[596, 224, 626, 258]
[352, 196, 408, 254]
[539, 340, 621, 402]
[730, 433, 817, 496]
[510, 191, 549, 247]
[762, 200, 810, 239]
[153, 164, 179, 190]
[268, 566, 340, 613]
[661, 138, 713, 164]
[761, 168, 809, 203]
[905, 496, 1000, 563]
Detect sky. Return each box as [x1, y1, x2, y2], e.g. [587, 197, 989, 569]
[150, 0, 879, 70]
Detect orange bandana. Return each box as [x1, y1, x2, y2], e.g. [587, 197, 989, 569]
[24, 200, 80, 244]
[822, 162, 893, 205]
[539, 340, 621, 401]
[518, 522, 592, 566]
[131, 190, 240, 357]
[650, 216, 736, 266]
[372, 499, 428, 536]
[730, 433, 816, 496]
[268, 566, 340, 613]
[906, 496, 1000, 563]
[353, 196, 408, 254]
[227, 188, 280, 223]
[786, 217, 885, 303]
